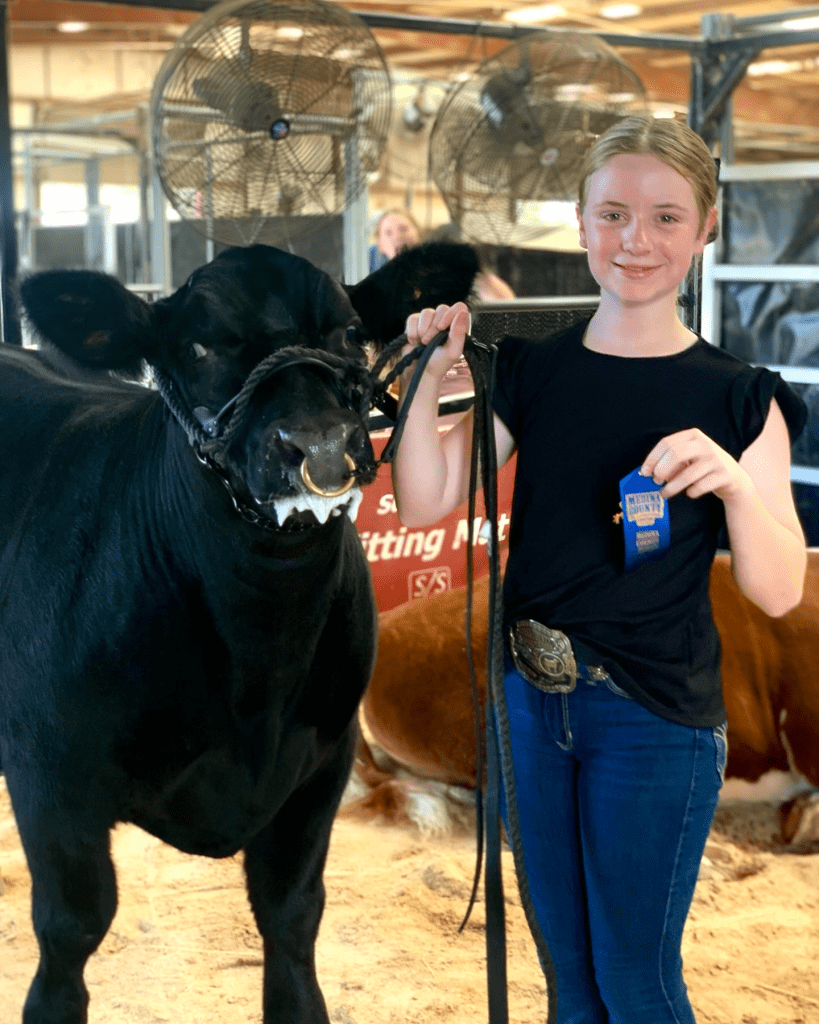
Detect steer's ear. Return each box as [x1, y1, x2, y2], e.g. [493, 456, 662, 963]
[20, 269, 155, 373]
[344, 241, 480, 348]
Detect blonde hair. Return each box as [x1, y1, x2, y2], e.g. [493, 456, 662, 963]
[577, 115, 719, 243]
[373, 208, 422, 244]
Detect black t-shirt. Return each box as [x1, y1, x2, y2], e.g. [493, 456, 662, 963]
[493, 319, 806, 727]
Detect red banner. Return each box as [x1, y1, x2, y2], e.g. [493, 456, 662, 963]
[357, 428, 516, 613]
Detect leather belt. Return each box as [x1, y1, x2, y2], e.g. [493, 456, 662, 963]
[508, 619, 608, 694]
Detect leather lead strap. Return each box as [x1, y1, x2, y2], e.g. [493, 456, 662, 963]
[465, 336, 509, 1024]
[463, 335, 559, 1024]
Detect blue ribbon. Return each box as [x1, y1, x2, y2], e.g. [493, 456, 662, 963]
[619, 467, 671, 572]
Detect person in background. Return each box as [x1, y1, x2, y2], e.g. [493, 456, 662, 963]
[370, 212, 515, 300]
[369, 208, 423, 272]
[473, 267, 515, 300]
[389, 115, 806, 1023]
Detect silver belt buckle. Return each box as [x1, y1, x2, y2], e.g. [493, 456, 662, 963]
[509, 619, 577, 694]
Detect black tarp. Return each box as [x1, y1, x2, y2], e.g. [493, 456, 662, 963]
[721, 179, 819, 366]
[720, 179, 819, 542]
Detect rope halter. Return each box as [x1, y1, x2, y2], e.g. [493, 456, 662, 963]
[151, 330, 428, 524]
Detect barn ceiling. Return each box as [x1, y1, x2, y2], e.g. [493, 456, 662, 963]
[7, 0, 819, 160]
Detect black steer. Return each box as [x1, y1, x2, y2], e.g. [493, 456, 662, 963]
[0, 241, 478, 1023]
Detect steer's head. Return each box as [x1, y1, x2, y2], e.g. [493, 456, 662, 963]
[20, 241, 479, 532]
[154, 245, 379, 530]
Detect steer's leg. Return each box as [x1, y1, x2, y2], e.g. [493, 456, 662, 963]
[244, 727, 356, 1024]
[9, 781, 117, 1024]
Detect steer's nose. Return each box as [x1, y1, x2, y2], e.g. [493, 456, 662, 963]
[275, 417, 359, 493]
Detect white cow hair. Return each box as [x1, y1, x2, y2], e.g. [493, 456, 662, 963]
[272, 487, 363, 527]
[341, 742, 476, 839]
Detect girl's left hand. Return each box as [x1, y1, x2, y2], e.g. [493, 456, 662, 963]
[641, 428, 753, 504]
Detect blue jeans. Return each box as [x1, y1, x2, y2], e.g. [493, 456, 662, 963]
[499, 661, 727, 1024]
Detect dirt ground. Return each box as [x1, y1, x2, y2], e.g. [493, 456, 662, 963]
[1, 773, 818, 1024]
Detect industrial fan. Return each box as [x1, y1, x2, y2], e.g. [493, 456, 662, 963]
[428, 31, 647, 247]
[150, 0, 392, 247]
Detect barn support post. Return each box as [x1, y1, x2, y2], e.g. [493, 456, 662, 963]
[137, 114, 152, 285]
[342, 145, 369, 285]
[150, 167, 171, 296]
[0, 0, 21, 345]
[19, 135, 34, 273]
[85, 157, 102, 271]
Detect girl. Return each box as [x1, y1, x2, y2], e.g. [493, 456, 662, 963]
[391, 115, 806, 1023]
[369, 208, 423, 271]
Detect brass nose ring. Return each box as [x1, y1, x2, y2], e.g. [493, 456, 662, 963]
[300, 453, 356, 498]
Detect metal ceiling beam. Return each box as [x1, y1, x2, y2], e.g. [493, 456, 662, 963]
[713, 27, 819, 52]
[73, 0, 818, 57]
[689, 48, 760, 139]
[67, 0, 211, 10]
[47, 0, 705, 52]
[732, 7, 819, 30]
[351, 12, 703, 52]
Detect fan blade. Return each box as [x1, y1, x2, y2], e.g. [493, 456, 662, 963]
[193, 74, 283, 134]
[480, 67, 544, 150]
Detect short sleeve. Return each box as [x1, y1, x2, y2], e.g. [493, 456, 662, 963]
[729, 366, 807, 450]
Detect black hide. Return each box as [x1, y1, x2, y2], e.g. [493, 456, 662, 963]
[345, 241, 481, 344]
[0, 242, 477, 1024]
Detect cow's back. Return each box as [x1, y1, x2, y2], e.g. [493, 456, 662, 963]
[0, 347, 155, 519]
[712, 551, 819, 785]
[363, 581, 486, 786]
[0, 345, 164, 624]
[0, 349, 174, 791]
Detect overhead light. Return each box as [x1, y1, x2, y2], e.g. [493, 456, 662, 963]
[57, 21, 90, 33]
[600, 4, 642, 18]
[504, 5, 566, 25]
[274, 26, 304, 39]
[747, 58, 805, 77]
[782, 15, 819, 31]
[555, 83, 597, 101]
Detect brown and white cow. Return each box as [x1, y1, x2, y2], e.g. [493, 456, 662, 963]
[349, 552, 819, 843]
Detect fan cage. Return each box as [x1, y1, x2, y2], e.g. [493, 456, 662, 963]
[429, 31, 647, 247]
[151, 0, 391, 246]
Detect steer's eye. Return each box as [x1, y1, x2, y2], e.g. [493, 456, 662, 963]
[344, 323, 366, 354]
[191, 343, 208, 360]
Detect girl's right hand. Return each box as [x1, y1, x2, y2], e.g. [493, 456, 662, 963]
[403, 302, 471, 383]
